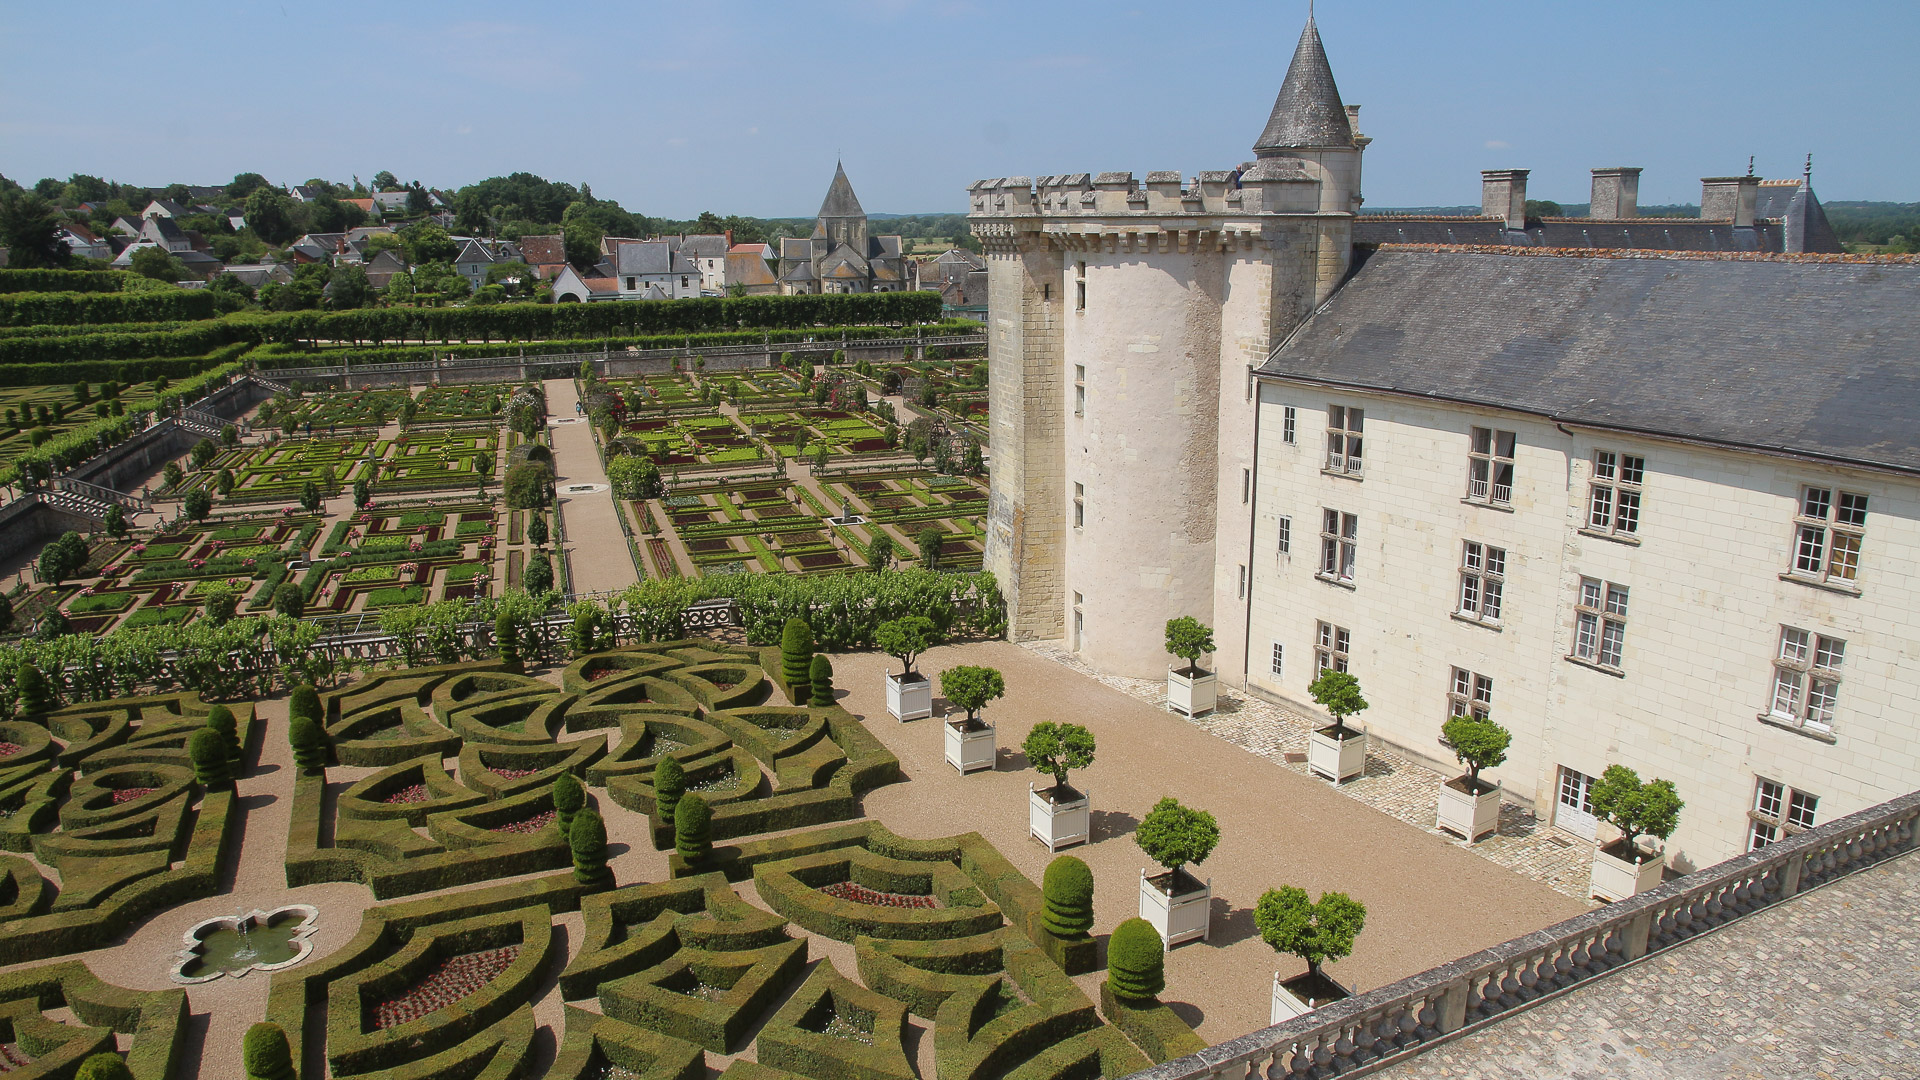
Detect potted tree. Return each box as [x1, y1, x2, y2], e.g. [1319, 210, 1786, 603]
[1164, 617, 1217, 718]
[1134, 797, 1219, 948]
[1588, 765, 1683, 901]
[939, 665, 1004, 774]
[1024, 722, 1094, 851]
[875, 615, 935, 721]
[1256, 886, 1367, 1022]
[1306, 670, 1368, 784]
[1435, 715, 1510, 843]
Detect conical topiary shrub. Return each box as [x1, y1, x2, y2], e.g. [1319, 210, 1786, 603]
[205, 704, 240, 763]
[75, 1053, 134, 1080]
[675, 792, 711, 863]
[15, 663, 53, 716]
[288, 682, 321, 723]
[653, 756, 686, 825]
[242, 1022, 296, 1080]
[288, 714, 328, 775]
[1041, 855, 1095, 937]
[808, 654, 835, 707]
[552, 772, 585, 838]
[495, 611, 521, 670]
[1106, 917, 1166, 1001]
[780, 618, 813, 705]
[571, 808, 610, 886]
[188, 728, 231, 789]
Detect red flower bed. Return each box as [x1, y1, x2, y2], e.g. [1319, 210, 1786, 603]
[0, 1043, 31, 1068]
[372, 946, 521, 1029]
[0, 744, 21, 758]
[491, 810, 556, 835]
[111, 787, 158, 804]
[585, 666, 618, 681]
[819, 881, 938, 909]
[486, 766, 538, 779]
[383, 784, 429, 804]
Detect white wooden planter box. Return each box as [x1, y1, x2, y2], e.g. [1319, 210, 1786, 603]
[1436, 776, 1502, 843]
[1308, 724, 1367, 783]
[885, 671, 932, 722]
[945, 719, 995, 774]
[1166, 667, 1217, 718]
[1029, 784, 1090, 853]
[1138, 869, 1210, 949]
[1270, 971, 1351, 1025]
[1590, 842, 1666, 901]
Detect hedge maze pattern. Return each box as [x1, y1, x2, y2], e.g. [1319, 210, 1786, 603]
[259, 644, 1191, 1080]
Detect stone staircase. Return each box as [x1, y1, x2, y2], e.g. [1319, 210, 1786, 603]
[38, 477, 148, 521]
[175, 408, 226, 438]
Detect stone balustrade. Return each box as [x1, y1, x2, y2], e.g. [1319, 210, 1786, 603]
[1126, 788, 1920, 1080]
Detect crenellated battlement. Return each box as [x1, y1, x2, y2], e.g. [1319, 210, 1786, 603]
[969, 153, 1352, 222]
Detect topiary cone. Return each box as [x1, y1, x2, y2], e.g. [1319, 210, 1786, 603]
[570, 808, 610, 886]
[653, 756, 686, 826]
[242, 1022, 296, 1080]
[552, 772, 585, 839]
[808, 654, 835, 707]
[1107, 917, 1166, 1001]
[288, 682, 321, 723]
[205, 704, 240, 763]
[1041, 855, 1095, 937]
[675, 792, 711, 864]
[188, 728, 231, 789]
[287, 714, 328, 775]
[780, 618, 812, 705]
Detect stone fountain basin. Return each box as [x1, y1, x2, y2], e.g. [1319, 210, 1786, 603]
[171, 904, 319, 983]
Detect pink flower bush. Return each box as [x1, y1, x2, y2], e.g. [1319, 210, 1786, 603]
[490, 809, 554, 834]
[372, 947, 520, 1029]
[111, 787, 159, 805]
[190, 559, 205, 569]
[383, 784, 429, 805]
[818, 882, 940, 909]
[133, 543, 148, 553]
[242, 557, 257, 568]
[408, 540, 423, 552]
[282, 507, 296, 516]
[79, 586, 95, 597]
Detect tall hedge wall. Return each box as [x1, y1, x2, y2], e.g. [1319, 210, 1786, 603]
[0, 289, 218, 326]
[0, 269, 134, 294]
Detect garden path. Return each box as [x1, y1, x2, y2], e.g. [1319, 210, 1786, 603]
[543, 379, 639, 595]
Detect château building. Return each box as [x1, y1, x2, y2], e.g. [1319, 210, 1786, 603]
[968, 14, 1918, 871]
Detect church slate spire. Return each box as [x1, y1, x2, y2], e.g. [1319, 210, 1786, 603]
[817, 161, 866, 220]
[1253, 15, 1353, 155]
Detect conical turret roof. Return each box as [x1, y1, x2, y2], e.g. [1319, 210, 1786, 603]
[1784, 168, 1841, 254]
[1254, 16, 1352, 155]
[817, 162, 866, 220]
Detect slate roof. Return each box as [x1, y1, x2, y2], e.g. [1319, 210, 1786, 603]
[678, 234, 728, 259]
[1753, 180, 1800, 221]
[818, 162, 865, 219]
[614, 240, 673, 275]
[1353, 217, 1791, 253]
[1784, 182, 1840, 254]
[1254, 16, 1351, 154]
[1258, 248, 1920, 473]
[725, 251, 777, 288]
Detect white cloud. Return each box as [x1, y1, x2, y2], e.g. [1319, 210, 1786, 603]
[1484, 139, 1510, 150]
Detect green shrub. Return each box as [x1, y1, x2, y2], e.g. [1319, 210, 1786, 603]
[675, 792, 711, 863]
[189, 728, 231, 788]
[204, 703, 240, 763]
[1135, 797, 1219, 877]
[1163, 616, 1215, 674]
[1254, 886, 1367, 980]
[1591, 765, 1684, 850]
[571, 808, 610, 885]
[495, 610, 520, 668]
[272, 581, 304, 617]
[1106, 917, 1165, 1000]
[15, 662, 54, 715]
[289, 683, 321, 722]
[552, 772, 585, 838]
[874, 615, 934, 678]
[1441, 715, 1511, 783]
[1040, 856, 1094, 937]
[288, 714, 328, 774]
[653, 756, 686, 825]
[939, 665, 1004, 723]
[780, 618, 813, 704]
[808, 654, 835, 707]
[242, 1021, 296, 1080]
[75, 1054, 134, 1080]
[1022, 722, 1094, 789]
[1308, 669, 1368, 731]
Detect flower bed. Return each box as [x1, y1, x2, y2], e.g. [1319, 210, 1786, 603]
[370, 944, 523, 1028]
[111, 787, 159, 805]
[490, 810, 555, 835]
[383, 784, 429, 805]
[817, 882, 939, 909]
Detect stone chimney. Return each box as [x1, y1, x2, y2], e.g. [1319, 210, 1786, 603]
[1481, 169, 1529, 230]
[1700, 176, 1760, 226]
[1589, 167, 1641, 220]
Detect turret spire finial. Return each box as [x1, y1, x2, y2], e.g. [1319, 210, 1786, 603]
[1804, 153, 1813, 183]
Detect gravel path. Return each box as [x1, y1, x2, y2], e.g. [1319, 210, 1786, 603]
[543, 378, 640, 594]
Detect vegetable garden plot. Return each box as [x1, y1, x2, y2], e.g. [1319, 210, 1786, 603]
[186, 436, 379, 501]
[52, 514, 325, 632]
[264, 388, 411, 430]
[620, 414, 762, 466]
[412, 383, 514, 422]
[0, 385, 111, 459]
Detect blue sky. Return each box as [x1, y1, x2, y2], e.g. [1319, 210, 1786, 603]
[3, 1, 1914, 217]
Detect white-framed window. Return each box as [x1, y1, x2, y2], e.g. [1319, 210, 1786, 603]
[1790, 486, 1867, 585]
[1457, 541, 1505, 624]
[1448, 667, 1493, 721]
[1072, 483, 1085, 529]
[1314, 621, 1350, 674]
[1282, 405, 1297, 445]
[1467, 427, 1516, 506]
[1277, 515, 1292, 555]
[1326, 405, 1364, 475]
[1319, 509, 1357, 583]
[1074, 365, 1085, 416]
[1571, 576, 1628, 670]
[1769, 626, 1844, 731]
[1749, 777, 1819, 850]
[1587, 451, 1644, 536]
[1270, 641, 1284, 677]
